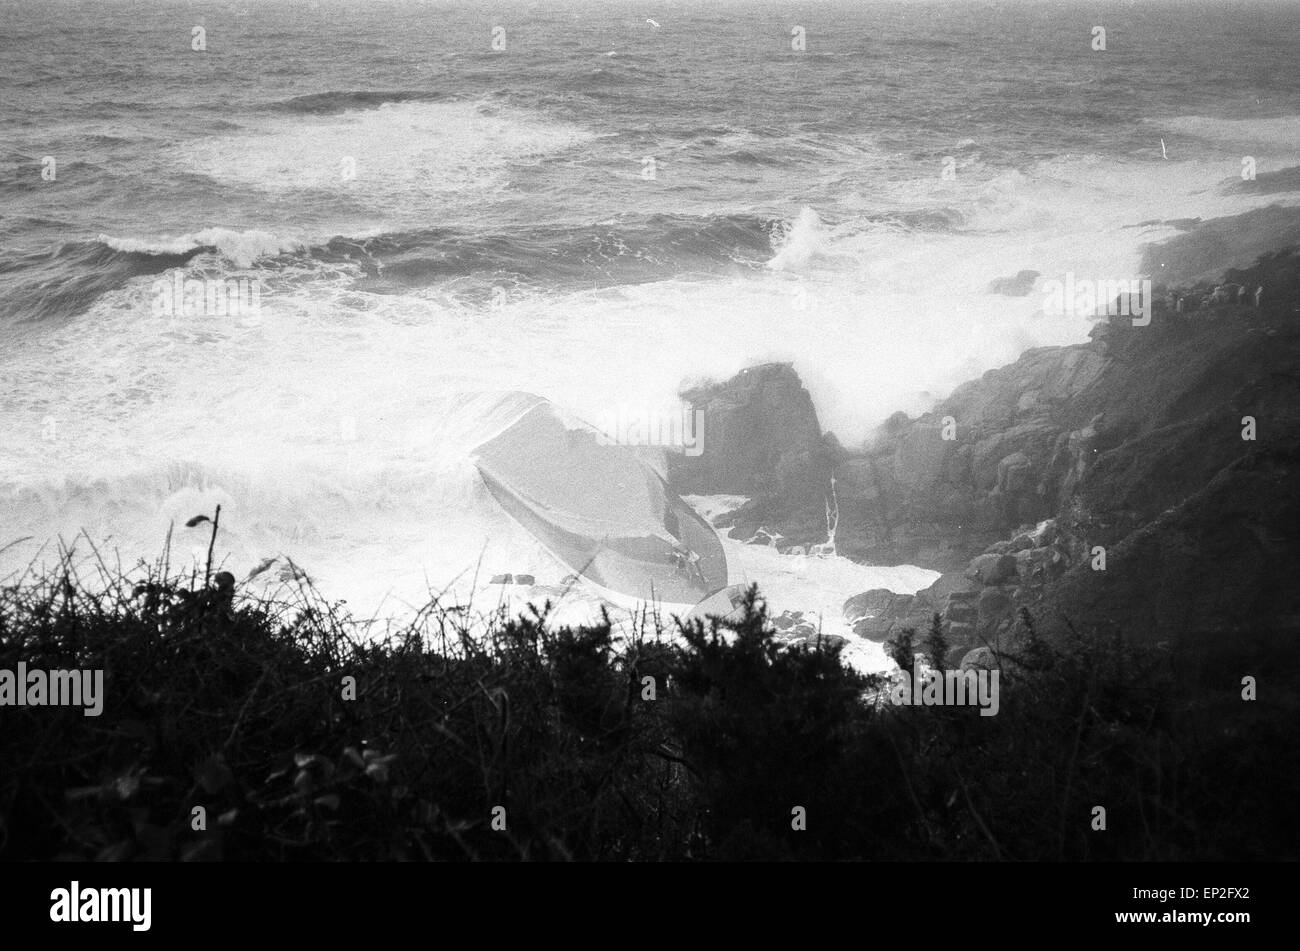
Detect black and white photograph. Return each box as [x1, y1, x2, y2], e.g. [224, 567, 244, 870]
[1, 0, 1294, 929]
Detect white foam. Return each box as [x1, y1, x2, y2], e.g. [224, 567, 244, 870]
[766, 206, 842, 271]
[1155, 114, 1300, 151]
[99, 228, 302, 267]
[2, 135, 1287, 648]
[175, 100, 597, 216]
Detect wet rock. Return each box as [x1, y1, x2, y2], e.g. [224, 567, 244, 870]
[772, 610, 802, 631]
[988, 269, 1040, 296]
[960, 647, 999, 671]
[920, 571, 980, 604]
[976, 587, 1015, 635]
[844, 590, 919, 641]
[946, 621, 977, 646]
[669, 362, 834, 499]
[977, 586, 1013, 622]
[1006, 533, 1034, 552]
[843, 589, 898, 619]
[966, 553, 1018, 586]
[489, 573, 535, 586]
[1013, 546, 1061, 584]
[780, 631, 848, 650]
[945, 592, 979, 626]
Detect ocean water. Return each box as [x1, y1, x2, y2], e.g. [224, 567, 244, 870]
[3, 0, 1300, 655]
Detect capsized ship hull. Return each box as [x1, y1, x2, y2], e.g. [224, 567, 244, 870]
[473, 393, 729, 610]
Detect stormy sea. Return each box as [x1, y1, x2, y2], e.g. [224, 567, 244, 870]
[6, 1, 1298, 667]
[7, 0, 1300, 905]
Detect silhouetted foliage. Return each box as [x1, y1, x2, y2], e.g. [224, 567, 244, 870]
[1, 556, 1297, 861]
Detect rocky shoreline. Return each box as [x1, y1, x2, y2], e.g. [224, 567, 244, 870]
[669, 244, 1300, 664]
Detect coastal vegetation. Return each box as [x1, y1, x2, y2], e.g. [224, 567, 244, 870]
[2, 548, 1294, 862]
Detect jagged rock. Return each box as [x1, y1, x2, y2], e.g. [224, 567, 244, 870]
[806, 633, 849, 650]
[1051, 420, 1102, 503]
[1006, 533, 1034, 552]
[1029, 519, 1060, 546]
[921, 571, 979, 603]
[988, 269, 1040, 297]
[887, 612, 938, 639]
[667, 243, 1300, 671]
[966, 553, 1018, 586]
[833, 457, 880, 500]
[851, 617, 886, 639]
[778, 624, 819, 643]
[1013, 546, 1062, 584]
[892, 423, 954, 488]
[772, 610, 802, 631]
[945, 593, 979, 626]
[668, 362, 834, 499]
[843, 589, 897, 619]
[948, 347, 1106, 434]
[996, 451, 1034, 494]
[775, 610, 845, 649]
[960, 647, 999, 671]
[834, 342, 1110, 565]
[978, 586, 1013, 622]
[844, 590, 919, 641]
[946, 621, 977, 645]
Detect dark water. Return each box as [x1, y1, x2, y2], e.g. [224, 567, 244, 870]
[4, 0, 1299, 313]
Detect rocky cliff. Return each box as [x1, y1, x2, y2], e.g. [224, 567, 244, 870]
[670, 246, 1300, 658]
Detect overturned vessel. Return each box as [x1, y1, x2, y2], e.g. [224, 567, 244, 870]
[472, 392, 729, 610]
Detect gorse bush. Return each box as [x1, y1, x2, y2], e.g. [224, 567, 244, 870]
[1, 548, 1297, 861]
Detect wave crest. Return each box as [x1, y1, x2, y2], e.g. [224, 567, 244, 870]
[99, 229, 303, 267]
[273, 89, 449, 114]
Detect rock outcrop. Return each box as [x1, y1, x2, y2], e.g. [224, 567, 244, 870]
[668, 362, 843, 547]
[800, 245, 1300, 651]
[770, 609, 847, 650]
[823, 340, 1109, 570]
[842, 589, 933, 642]
[988, 269, 1040, 296]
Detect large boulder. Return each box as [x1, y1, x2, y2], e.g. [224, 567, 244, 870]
[920, 571, 980, 604]
[960, 647, 1000, 671]
[1013, 546, 1063, 585]
[965, 553, 1018, 586]
[843, 589, 923, 641]
[772, 610, 847, 650]
[988, 269, 1040, 297]
[668, 363, 833, 499]
[842, 589, 899, 620]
